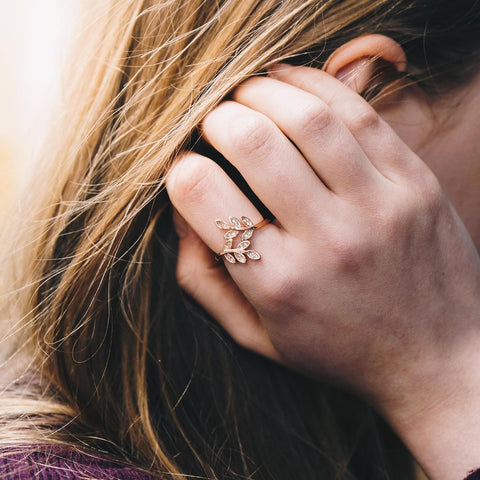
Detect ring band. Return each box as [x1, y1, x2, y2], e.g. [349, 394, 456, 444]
[253, 218, 271, 230]
[215, 216, 271, 264]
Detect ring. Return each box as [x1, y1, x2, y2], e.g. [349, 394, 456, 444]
[215, 216, 271, 264]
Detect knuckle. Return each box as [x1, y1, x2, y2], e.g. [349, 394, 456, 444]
[295, 101, 332, 135]
[328, 236, 374, 276]
[417, 173, 444, 213]
[400, 171, 445, 224]
[258, 266, 305, 312]
[378, 174, 446, 240]
[348, 106, 379, 132]
[228, 113, 274, 157]
[379, 206, 408, 241]
[168, 156, 213, 205]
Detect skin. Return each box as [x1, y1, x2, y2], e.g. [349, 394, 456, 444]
[167, 35, 480, 480]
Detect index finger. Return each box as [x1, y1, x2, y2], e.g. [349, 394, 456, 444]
[269, 64, 422, 180]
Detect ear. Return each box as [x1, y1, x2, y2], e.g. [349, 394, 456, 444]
[323, 34, 407, 94]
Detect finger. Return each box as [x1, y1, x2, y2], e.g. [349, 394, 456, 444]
[174, 212, 280, 361]
[167, 151, 279, 279]
[233, 76, 382, 196]
[269, 64, 421, 180]
[201, 101, 334, 232]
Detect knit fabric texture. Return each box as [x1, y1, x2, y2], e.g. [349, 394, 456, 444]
[0, 446, 162, 479]
[3, 444, 478, 479]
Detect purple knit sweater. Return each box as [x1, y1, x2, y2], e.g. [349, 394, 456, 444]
[1, 445, 480, 479]
[0, 446, 162, 479]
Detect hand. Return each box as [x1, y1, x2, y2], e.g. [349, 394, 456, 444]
[167, 65, 480, 479]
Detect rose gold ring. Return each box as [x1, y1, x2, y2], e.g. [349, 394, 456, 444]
[215, 216, 271, 264]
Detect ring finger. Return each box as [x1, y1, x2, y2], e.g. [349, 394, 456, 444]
[167, 151, 279, 280]
[201, 101, 334, 233]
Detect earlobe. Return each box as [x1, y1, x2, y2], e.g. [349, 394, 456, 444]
[323, 34, 407, 93]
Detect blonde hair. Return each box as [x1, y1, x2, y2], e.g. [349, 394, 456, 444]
[1, 0, 479, 478]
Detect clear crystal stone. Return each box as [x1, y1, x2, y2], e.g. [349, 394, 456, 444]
[225, 238, 233, 249]
[246, 250, 261, 260]
[237, 240, 250, 250]
[224, 253, 236, 263]
[234, 252, 246, 263]
[241, 216, 253, 228]
[229, 216, 242, 228]
[215, 220, 229, 229]
[224, 230, 239, 239]
[241, 229, 253, 240]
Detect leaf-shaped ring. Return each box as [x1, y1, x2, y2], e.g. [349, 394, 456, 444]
[215, 216, 271, 264]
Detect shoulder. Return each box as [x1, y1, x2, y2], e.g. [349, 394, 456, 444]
[0, 445, 163, 480]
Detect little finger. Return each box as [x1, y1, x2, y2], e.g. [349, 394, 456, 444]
[174, 211, 280, 361]
[167, 151, 279, 283]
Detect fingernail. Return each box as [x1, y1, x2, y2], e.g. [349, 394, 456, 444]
[268, 62, 293, 79]
[172, 209, 190, 238]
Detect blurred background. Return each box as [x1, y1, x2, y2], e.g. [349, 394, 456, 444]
[0, 1, 81, 213]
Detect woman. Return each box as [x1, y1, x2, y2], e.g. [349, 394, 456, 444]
[1, 0, 479, 479]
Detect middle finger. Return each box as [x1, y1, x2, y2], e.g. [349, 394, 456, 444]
[201, 101, 334, 234]
[233, 76, 383, 197]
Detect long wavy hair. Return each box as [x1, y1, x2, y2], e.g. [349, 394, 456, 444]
[1, 0, 480, 479]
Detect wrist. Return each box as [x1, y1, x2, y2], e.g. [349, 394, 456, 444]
[377, 334, 480, 480]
